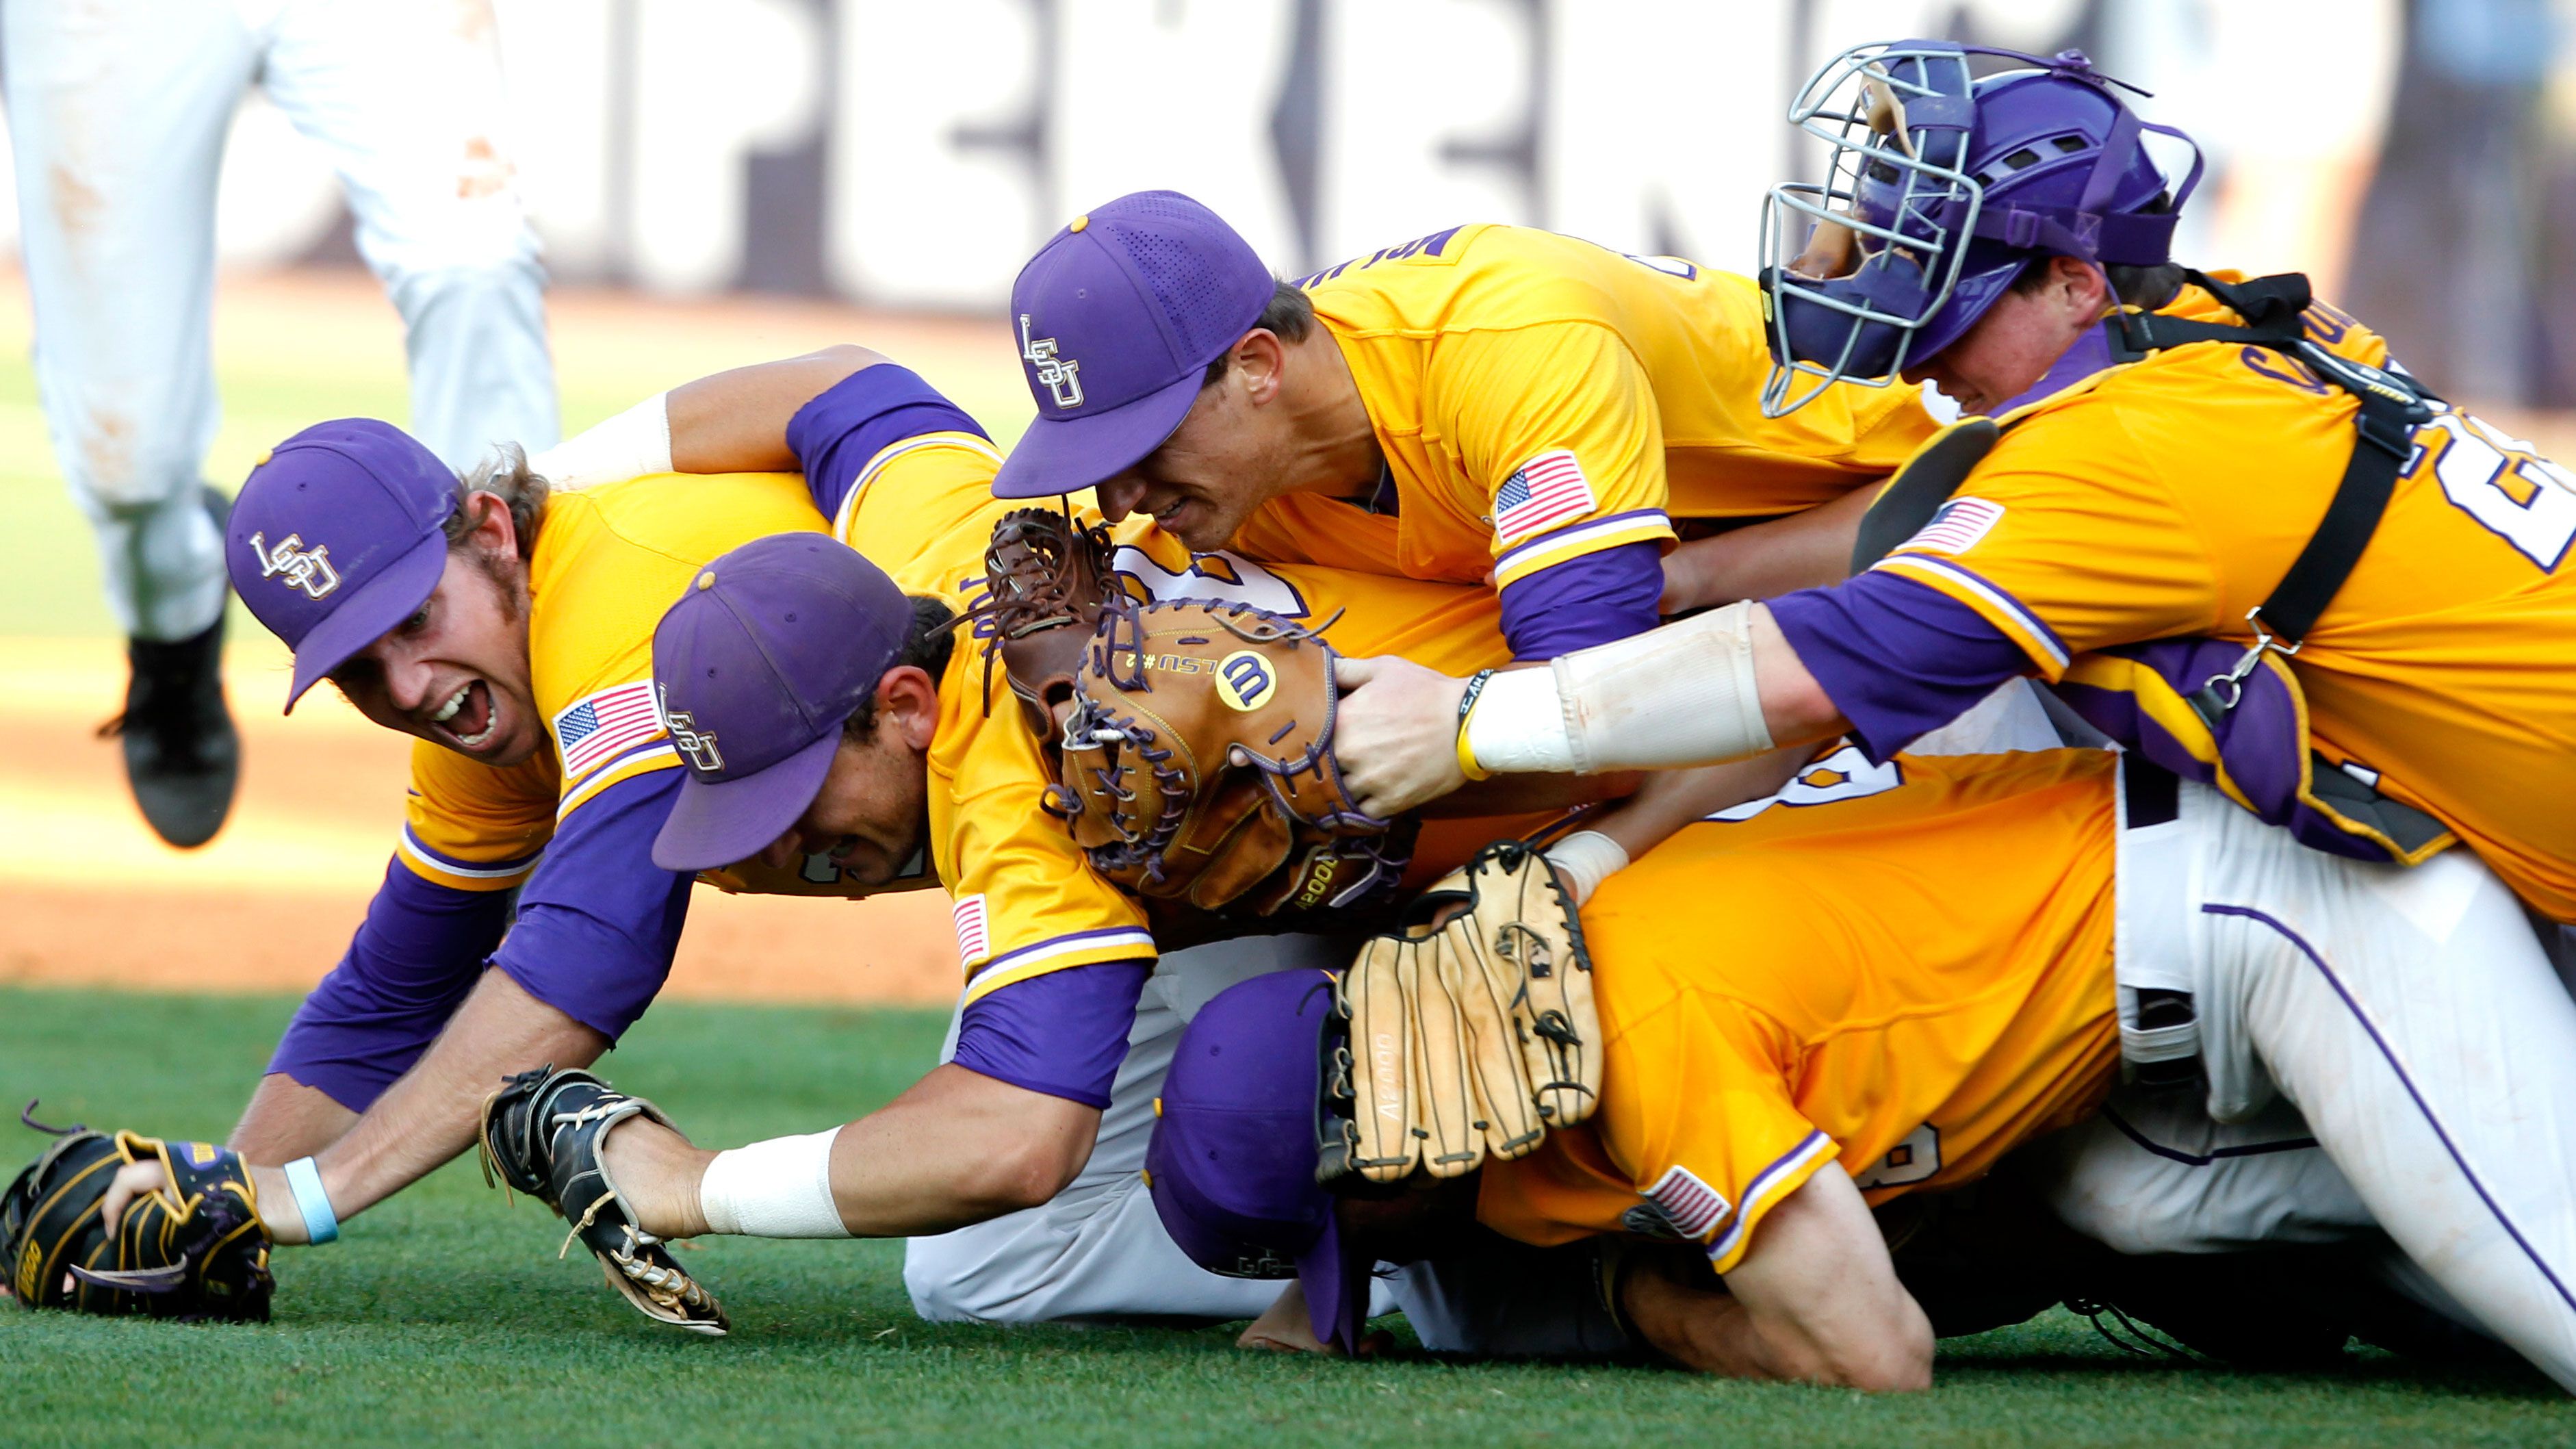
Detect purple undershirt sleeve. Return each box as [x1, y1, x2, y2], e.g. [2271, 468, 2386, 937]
[1497, 541, 1665, 659]
[951, 961, 1152, 1109]
[784, 364, 990, 522]
[266, 862, 517, 1112]
[1768, 569, 2036, 762]
[489, 769, 695, 1041]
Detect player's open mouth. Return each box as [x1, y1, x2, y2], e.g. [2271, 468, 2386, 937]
[431, 680, 499, 749]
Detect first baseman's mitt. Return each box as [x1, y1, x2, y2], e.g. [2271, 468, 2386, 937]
[1317, 841, 1599, 1187]
[479, 1066, 728, 1336]
[1053, 597, 1414, 916]
[2, 1103, 273, 1321]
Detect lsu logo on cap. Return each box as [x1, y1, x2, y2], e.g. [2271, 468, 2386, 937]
[1215, 650, 1276, 711]
[662, 704, 725, 773]
[1018, 313, 1083, 410]
[248, 530, 342, 601]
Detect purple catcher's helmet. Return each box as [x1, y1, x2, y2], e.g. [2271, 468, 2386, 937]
[1757, 40, 2204, 417]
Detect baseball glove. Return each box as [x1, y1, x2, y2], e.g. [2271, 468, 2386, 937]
[971, 504, 1124, 740]
[478, 1066, 727, 1336]
[1052, 596, 1415, 916]
[1317, 841, 1600, 1188]
[2, 1103, 273, 1321]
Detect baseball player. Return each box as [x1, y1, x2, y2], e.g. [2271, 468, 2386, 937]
[2, 0, 559, 848]
[985, 188, 2083, 879]
[1146, 749, 2576, 1392]
[57, 346, 1585, 1332]
[1329, 42, 2576, 934]
[988, 190, 1940, 662]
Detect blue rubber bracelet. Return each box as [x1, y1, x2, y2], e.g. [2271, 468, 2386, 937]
[283, 1156, 339, 1244]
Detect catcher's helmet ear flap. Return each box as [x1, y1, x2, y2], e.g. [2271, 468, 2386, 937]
[1759, 40, 2205, 417]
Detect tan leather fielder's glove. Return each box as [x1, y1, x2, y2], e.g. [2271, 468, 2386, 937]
[1319, 840, 1601, 1187]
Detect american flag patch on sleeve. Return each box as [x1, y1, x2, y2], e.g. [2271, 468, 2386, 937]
[953, 893, 990, 967]
[1901, 496, 2005, 555]
[1491, 449, 1597, 543]
[1642, 1163, 1731, 1241]
[552, 680, 664, 777]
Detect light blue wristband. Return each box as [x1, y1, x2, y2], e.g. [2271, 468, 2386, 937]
[283, 1157, 339, 1245]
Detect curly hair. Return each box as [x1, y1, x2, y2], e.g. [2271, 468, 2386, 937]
[441, 443, 552, 562]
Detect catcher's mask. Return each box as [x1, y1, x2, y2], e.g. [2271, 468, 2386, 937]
[1758, 40, 2203, 417]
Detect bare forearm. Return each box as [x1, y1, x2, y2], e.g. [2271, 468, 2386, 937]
[608, 1063, 1098, 1241]
[825, 1067, 1098, 1235]
[665, 344, 887, 474]
[300, 969, 606, 1233]
[1662, 483, 1883, 612]
[1588, 748, 1810, 863]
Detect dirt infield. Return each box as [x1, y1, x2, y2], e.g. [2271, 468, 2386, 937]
[0, 637, 963, 1005]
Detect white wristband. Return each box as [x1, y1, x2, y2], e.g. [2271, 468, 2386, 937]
[283, 1156, 339, 1245]
[698, 1128, 850, 1238]
[1543, 830, 1630, 908]
[526, 392, 671, 491]
[1463, 665, 1580, 775]
[1554, 600, 1775, 771]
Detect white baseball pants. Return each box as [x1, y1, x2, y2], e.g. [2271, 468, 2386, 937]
[2042, 773, 2576, 1389]
[1, 0, 557, 640]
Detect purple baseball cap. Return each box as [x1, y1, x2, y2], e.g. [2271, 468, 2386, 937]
[649, 533, 911, 873]
[225, 419, 460, 712]
[1144, 969, 1377, 1352]
[990, 191, 1278, 500]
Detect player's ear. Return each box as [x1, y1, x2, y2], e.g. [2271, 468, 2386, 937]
[2052, 255, 2107, 316]
[461, 489, 515, 555]
[875, 665, 941, 752]
[1233, 328, 1289, 405]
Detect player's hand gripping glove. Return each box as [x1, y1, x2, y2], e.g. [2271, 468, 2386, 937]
[1317, 841, 1600, 1186]
[1053, 597, 1416, 916]
[2, 1104, 273, 1320]
[478, 1066, 728, 1336]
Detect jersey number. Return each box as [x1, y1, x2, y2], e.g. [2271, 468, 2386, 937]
[1113, 546, 1311, 617]
[1703, 744, 1903, 823]
[2416, 411, 2576, 571]
[1851, 1125, 1942, 1190]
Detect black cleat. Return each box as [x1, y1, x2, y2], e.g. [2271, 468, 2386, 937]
[100, 613, 240, 849]
[99, 487, 244, 849]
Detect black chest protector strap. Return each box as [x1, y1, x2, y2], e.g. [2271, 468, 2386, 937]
[2104, 270, 2438, 719]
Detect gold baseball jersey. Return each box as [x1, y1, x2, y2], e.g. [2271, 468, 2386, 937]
[715, 371, 1524, 1005]
[1853, 277, 2576, 919]
[397, 470, 831, 895]
[1477, 746, 2121, 1273]
[284, 366, 1526, 1112]
[1219, 224, 1933, 660]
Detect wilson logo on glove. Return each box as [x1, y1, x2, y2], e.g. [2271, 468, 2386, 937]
[1215, 650, 1276, 711]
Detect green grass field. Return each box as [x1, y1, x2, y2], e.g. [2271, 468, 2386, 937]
[2, 986, 2566, 1448]
[4, 278, 2571, 1441]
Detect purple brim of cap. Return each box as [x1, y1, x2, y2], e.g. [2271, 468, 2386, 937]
[281, 531, 450, 713]
[1296, 1211, 1371, 1355]
[990, 368, 1203, 500]
[651, 726, 841, 872]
